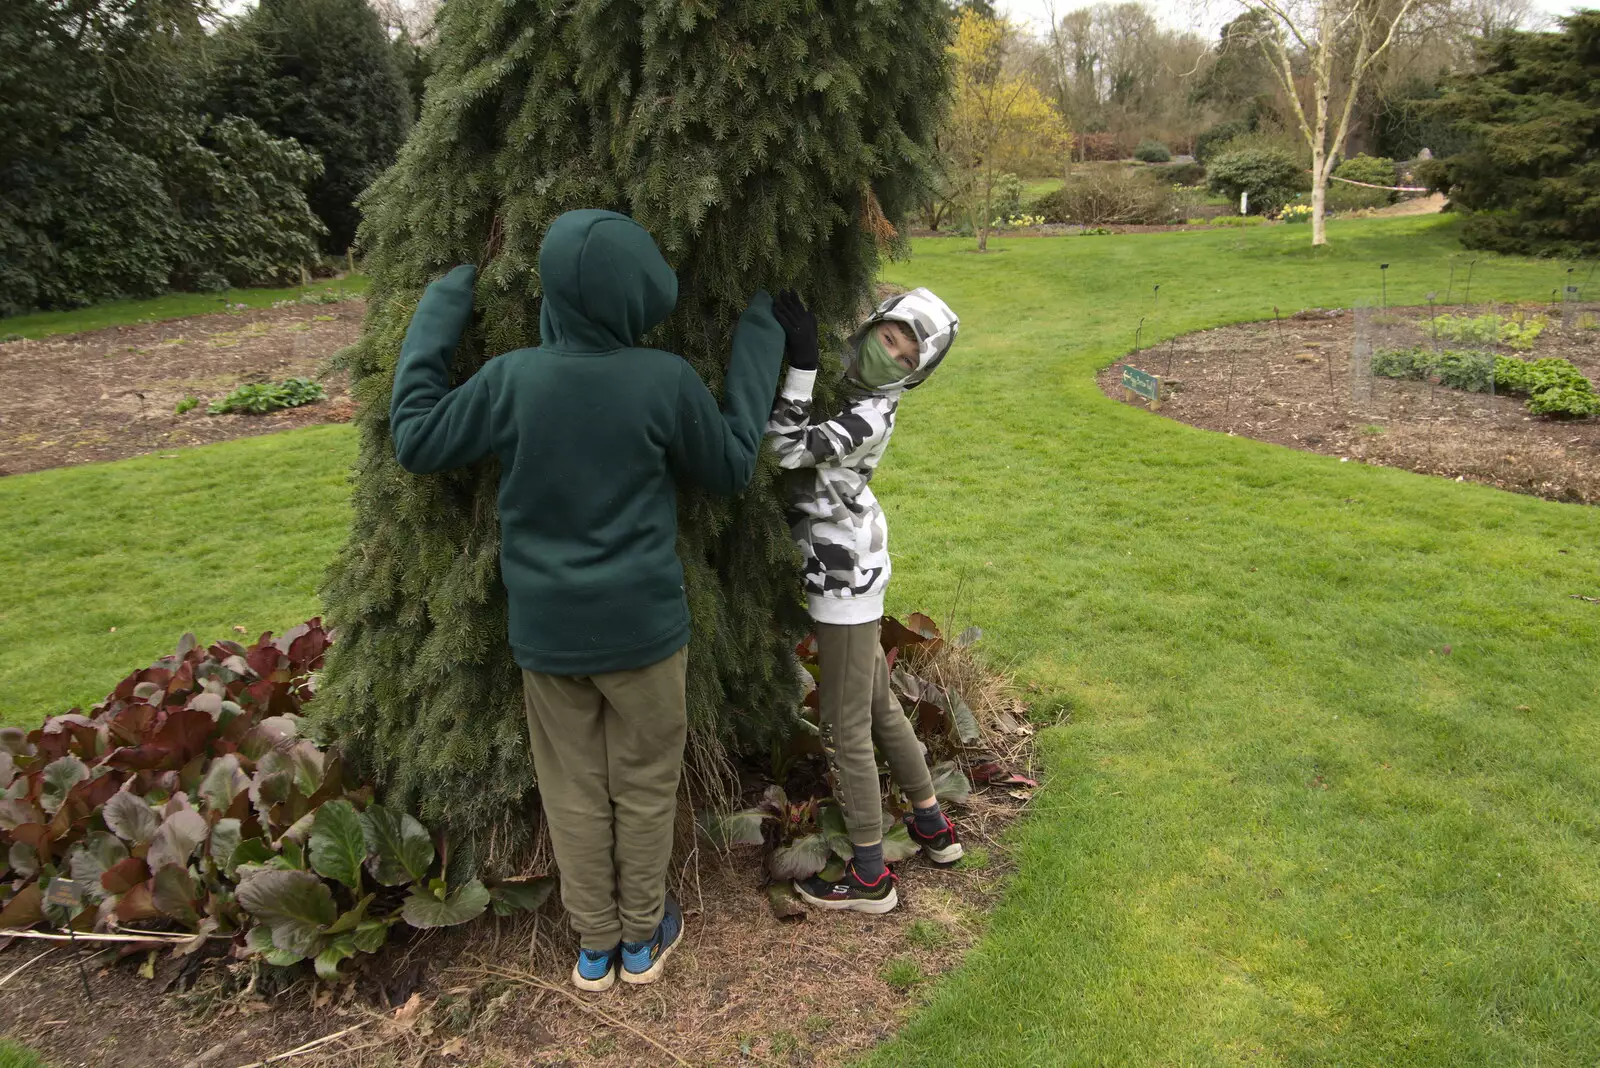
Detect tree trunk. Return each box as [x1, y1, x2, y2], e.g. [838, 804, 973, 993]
[1312, 152, 1328, 246]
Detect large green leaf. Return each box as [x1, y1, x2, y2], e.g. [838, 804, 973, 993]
[245, 922, 304, 967]
[930, 761, 974, 805]
[400, 878, 489, 929]
[199, 755, 249, 814]
[882, 820, 921, 863]
[309, 800, 367, 889]
[817, 801, 854, 859]
[325, 892, 375, 935]
[359, 806, 434, 886]
[236, 869, 336, 957]
[68, 832, 128, 903]
[946, 688, 982, 745]
[238, 716, 299, 762]
[314, 938, 357, 981]
[151, 864, 201, 927]
[147, 809, 208, 872]
[701, 808, 768, 848]
[103, 790, 161, 845]
[350, 919, 390, 954]
[489, 877, 555, 917]
[209, 818, 242, 872]
[39, 756, 89, 815]
[226, 836, 276, 878]
[769, 834, 833, 880]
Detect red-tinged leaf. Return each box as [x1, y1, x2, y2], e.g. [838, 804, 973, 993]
[166, 659, 196, 698]
[209, 640, 248, 660]
[286, 629, 329, 674]
[969, 761, 1006, 784]
[151, 865, 201, 927]
[879, 616, 925, 654]
[225, 788, 253, 822]
[107, 703, 158, 746]
[178, 752, 207, 797]
[101, 856, 151, 894]
[27, 728, 72, 763]
[115, 881, 162, 922]
[885, 647, 899, 670]
[154, 707, 214, 763]
[12, 822, 54, 852]
[148, 810, 208, 871]
[905, 612, 943, 640]
[106, 744, 178, 772]
[66, 771, 121, 816]
[246, 641, 282, 682]
[795, 633, 817, 661]
[0, 881, 43, 928]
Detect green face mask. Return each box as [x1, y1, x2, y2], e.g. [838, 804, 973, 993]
[852, 325, 910, 389]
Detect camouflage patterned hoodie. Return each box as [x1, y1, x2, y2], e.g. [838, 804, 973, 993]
[765, 289, 959, 625]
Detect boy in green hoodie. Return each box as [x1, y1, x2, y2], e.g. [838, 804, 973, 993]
[390, 209, 785, 991]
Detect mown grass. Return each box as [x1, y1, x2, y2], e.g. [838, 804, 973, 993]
[0, 426, 356, 717]
[0, 276, 370, 340]
[1, 216, 1597, 1064]
[863, 215, 1600, 1065]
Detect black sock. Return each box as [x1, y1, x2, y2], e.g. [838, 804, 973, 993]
[913, 799, 945, 837]
[852, 841, 886, 882]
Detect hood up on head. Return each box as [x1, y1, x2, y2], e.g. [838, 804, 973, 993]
[845, 287, 959, 392]
[537, 209, 678, 352]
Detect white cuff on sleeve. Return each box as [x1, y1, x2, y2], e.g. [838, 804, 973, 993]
[781, 367, 817, 401]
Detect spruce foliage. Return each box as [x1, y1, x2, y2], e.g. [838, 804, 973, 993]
[208, 0, 413, 254]
[318, 0, 952, 874]
[1422, 12, 1600, 257]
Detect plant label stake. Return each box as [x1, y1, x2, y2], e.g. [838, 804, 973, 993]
[1135, 316, 1145, 353]
[1153, 284, 1161, 309]
[1379, 264, 1390, 310]
[1446, 261, 1457, 304]
[1121, 365, 1163, 411]
[1465, 259, 1478, 303]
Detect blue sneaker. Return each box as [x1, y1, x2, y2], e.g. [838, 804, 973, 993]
[572, 945, 618, 992]
[620, 895, 683, 985]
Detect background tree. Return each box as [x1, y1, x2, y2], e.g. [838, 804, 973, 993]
[0, 0, 323, 314]
[1234, 0, 1432, 245]
[208, 0, 413, 254]
[317, 0, 952, 875]
[945, 10, 1071, 249]
[1420, 11, 1600, 257]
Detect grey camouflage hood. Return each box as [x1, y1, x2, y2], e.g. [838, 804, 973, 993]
[845, 288, 959, 391]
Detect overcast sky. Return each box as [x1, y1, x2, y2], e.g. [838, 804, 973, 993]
[996, 0, 1585, 35]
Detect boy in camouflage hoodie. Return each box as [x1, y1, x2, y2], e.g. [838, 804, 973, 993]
[765, 288, 962, 914]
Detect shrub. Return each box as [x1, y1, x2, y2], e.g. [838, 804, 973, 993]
[1070, 132, 1128, 162]
[1158, 161, 1206, 186]
[1031, 168, 1177, 225]
[1207, 146, 1308, 215]
[1335, 154, 1398, 188]
[1373, 346, 1598, 416]
[0, 626, 549, 979]
[208, 378, 325, 415]
[1195, 119, 1253, 163]
[1134, 140, 1172, 163]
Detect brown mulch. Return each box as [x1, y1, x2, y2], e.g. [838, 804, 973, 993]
[0, 789, 1026, 1068]
[0, 301, 365, 477]
[1099, 303, 1600, 504]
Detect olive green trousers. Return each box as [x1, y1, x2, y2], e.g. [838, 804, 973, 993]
[816, 621, 935, 845]
[521, 646, 687, 950]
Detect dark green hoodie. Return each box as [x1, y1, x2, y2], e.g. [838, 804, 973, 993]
[390, 209, 785, 675]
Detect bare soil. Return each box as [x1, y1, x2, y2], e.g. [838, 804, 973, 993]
[0, 302, 364, 477]
[1099, 303, 1600, 504]
[0, 790, 1027, 1068]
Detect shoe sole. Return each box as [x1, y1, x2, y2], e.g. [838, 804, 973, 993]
[571, 962, 616, 993]
[923, 841, 964, 868]
[793, 882, 900, 914]
[620, 931, 681, 986]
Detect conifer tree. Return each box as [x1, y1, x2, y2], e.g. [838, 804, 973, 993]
[208, 0, 412, 253]
[318, 0, 952, 874]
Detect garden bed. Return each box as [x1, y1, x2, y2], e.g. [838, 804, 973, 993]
[1099, 303, 1600, 503]
[0, 301, 363, 477]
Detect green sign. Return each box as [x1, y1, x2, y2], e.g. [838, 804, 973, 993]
[1121, 365, 1162, 409]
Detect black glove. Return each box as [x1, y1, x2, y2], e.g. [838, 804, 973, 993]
[773, 289, 819, 372]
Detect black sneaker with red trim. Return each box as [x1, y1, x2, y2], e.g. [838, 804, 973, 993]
[794, 862, 899, 914]
[904, 812, 964, 868]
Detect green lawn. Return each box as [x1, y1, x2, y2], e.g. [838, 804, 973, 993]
[2, 216, 1597, 1063]
[0, 275, 369, 340]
